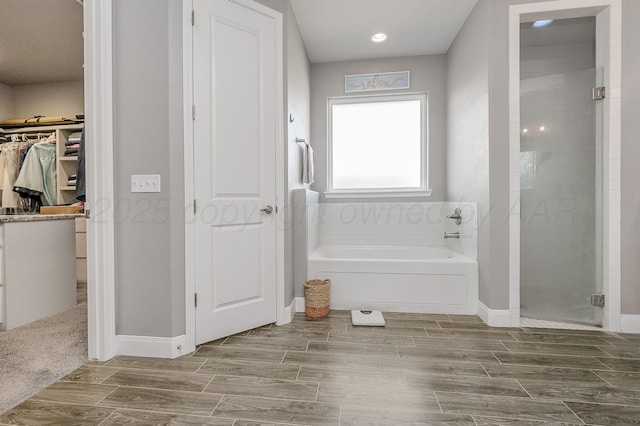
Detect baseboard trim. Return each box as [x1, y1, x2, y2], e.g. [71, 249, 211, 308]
[295, 296, 305, 313]
[278, 298, 296, 325]
[117, 334, 186, 359]
[621, 315, 640, 334]
[478, 301, 511, 327]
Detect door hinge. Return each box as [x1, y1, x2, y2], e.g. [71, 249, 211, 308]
[195, 293, 198, 307]
[191, 10, 195, 26]
[193, 199, 197, 215]
[591, 293, 605, 307]
[592, 86, 606, 100]
[85, 209, 90, 219]
[192, 105, 196, 120]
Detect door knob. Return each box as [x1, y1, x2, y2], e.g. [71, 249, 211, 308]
[260, 205, 274, 214]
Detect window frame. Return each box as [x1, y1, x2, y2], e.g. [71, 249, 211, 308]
[326, 92, 431, 199]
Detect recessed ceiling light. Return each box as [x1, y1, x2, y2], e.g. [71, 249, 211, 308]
[532, 19, 554, 28]
[371, 33, 387, 43]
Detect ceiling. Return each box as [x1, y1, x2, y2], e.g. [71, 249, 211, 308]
[0, 0, 83, 86]
[0, 0, 478, 84]
[289, 0, 478, 64]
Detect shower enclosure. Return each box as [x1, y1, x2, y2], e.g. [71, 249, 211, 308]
[519, 17, 603, 326]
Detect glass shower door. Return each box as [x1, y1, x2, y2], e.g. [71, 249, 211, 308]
[520, 67, 602, 326]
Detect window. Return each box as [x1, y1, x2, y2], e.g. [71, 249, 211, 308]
[327, 93, 430, 198]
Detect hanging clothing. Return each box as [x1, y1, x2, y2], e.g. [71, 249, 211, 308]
[1, 143, 22, 208]
[13, 142, 57, 206]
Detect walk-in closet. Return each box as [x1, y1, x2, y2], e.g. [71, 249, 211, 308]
[0, 0, 86, 331]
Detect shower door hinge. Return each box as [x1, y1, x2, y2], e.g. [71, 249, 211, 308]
[194, 293, 198, 308]
[592, 86, 606, 100]
[591, 293, 605, 307]
[191, 10, 195, 26]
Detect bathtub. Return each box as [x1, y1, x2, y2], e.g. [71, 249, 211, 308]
[307, 245, 478, 315]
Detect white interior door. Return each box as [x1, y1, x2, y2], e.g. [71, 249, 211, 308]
[193, 0, 278, 345]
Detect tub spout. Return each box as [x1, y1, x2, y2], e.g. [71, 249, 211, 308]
[444, 232, 460, 239]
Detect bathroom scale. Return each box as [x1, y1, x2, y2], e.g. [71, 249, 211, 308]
[351, 310, 385, 327]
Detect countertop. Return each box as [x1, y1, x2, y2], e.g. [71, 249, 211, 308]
[0, 214, 83, 223]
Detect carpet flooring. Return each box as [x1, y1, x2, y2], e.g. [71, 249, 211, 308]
[0, 299, 87, 414]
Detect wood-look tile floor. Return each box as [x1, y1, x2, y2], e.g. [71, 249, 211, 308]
[2, 311, 640, 425]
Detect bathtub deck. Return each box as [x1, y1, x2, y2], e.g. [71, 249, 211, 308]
[2, 311, 639, 424]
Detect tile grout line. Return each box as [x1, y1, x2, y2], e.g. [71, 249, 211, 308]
[201, 373, 217, 393]
[208, 394, 224, 417]
[93, 385, 121, 406]
[561, 400, 588, 425]
[95, 409, 117, 426]
[590, 370, 616, 387]
[432, 390, 443, 413]
[478, 363, 491, 378]
[514, 379, 534, 399]
[294, 365, 302, 381]
[100, 367, 122, 384]
[592, 357, 616, 371]
[95, 384, 226, 398]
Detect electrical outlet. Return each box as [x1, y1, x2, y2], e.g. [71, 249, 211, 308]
[131, 174, 161, 193]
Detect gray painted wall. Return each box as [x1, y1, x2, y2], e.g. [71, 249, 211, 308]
[109, 0, 638, 339]
[256, 0, 311, 307]
[113, 0, 184, 337]
[285, 1, 312, 302]
[111, 0, 306, 338]
[310, 55, 448, 202]
[11, 81, 84, 118]
[446, 1, 494, 307]
[449, 0, 640, 314]
[493, 0, 640, 314]
[0, 83, 13, 120]
[621, 0, 640, 314]
[0, 81, 83, 120]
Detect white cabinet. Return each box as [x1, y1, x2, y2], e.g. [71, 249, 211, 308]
[0, 216, 77, 330]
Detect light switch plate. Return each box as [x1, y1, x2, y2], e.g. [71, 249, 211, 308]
[131, 174, 161, 193]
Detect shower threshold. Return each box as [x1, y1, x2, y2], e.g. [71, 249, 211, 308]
[519, 317, 603, 331]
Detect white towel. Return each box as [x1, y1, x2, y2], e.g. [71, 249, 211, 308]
[302, 143, 314, 184]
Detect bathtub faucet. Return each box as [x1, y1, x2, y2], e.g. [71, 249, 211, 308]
[444, 232, 460, 239]
[447, 208, 462, 225]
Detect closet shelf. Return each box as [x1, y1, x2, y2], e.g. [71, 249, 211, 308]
[0, 123, 82, 134]
[0, 123, 82, 207]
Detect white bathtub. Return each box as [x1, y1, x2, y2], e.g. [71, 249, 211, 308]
[307, 245, 478, 315]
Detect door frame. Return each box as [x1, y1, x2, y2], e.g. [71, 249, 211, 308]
[508, 0, 622, 331]
[182, 0, 286, 354]
[84, 0, 117, 360]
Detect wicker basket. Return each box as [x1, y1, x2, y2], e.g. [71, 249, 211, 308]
[304, 279, 331, 318]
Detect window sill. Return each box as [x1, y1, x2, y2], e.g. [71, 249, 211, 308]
[324, 189, 433, 199]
